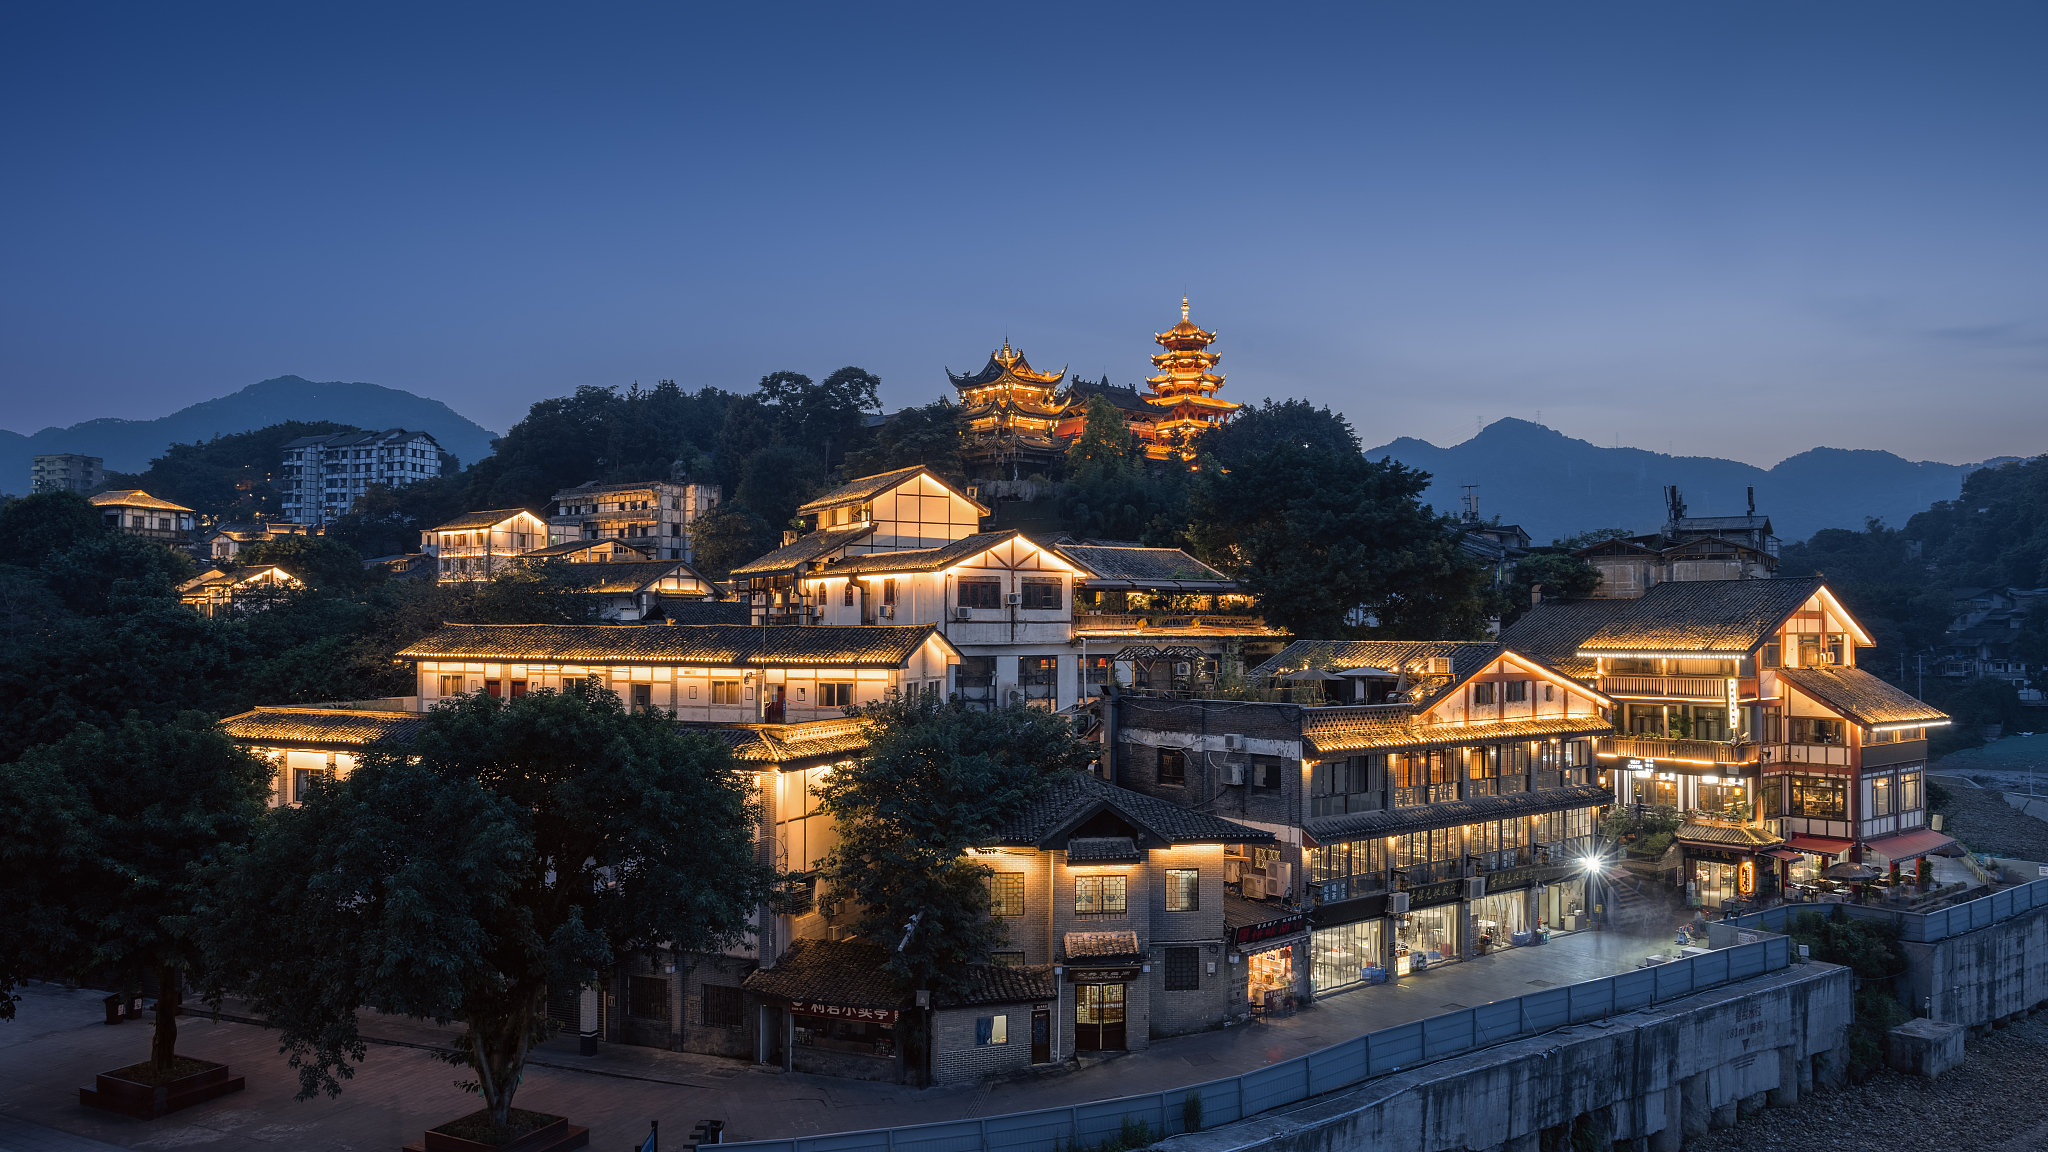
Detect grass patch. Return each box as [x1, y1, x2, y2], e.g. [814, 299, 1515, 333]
[430, 1108, 564, 1147]
[103, 1056, 216, 1085]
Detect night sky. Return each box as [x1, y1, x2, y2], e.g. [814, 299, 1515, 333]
[3, 3, 2043, 466]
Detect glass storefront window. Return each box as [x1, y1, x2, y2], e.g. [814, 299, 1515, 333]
[1470, 892, 1528, 950]
[1310, 920, 1383, 993]
[1790, 775, 1846, 818]
[1690, 860, 1738, 909]
[1247, 945, 1296, 1015]
[1395, 905, 1459, 967]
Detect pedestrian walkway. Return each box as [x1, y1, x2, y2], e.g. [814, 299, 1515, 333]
[0, 926, 1683, 1150]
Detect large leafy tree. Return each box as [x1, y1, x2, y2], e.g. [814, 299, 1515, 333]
[0, 714, 271, 1068]
[815, 695, 1090, 998]
[840, 399, 965, 483]
[0, 490, 107, 564]
[734, 444, 827, 531]
[1061, 396, 1156, 541]
[687, 505, 777, 581]
[757, 367, 882, 468]
[203, 687, 781, 1128]
[1187, 400, 1489, 639]
[1497, 551, 1604, 628]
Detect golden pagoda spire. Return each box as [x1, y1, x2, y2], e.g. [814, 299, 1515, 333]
[1182, 295, 1190, 322]
[1143, 297, 1239, 459]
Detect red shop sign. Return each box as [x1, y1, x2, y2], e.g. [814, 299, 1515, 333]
[1234, 913, 1307, 948]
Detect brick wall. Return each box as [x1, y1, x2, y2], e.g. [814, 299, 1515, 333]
[931, 1004, 1037, 1084]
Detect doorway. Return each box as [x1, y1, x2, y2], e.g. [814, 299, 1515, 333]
[1074, 984, 1125, 1051]
[1030, 1008, 1050, 1064]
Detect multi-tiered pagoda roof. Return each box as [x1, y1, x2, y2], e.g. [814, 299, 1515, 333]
[947, 341, 1070, 478]
[1143, 298, 1240, 456]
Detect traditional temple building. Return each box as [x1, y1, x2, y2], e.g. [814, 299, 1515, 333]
[1143, 298, 1240, 458]
[948, 341, 1070, 479]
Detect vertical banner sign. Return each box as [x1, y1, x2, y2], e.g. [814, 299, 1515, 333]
[1727, 678, 1740, 738]
[1738, 860, 1756, 894]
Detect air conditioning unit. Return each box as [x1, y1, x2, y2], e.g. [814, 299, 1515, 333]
[1173, 662, 1192, 677]
[1265, 875, 1285, 897]
[878, 605, 894, 619]
[1226, 761, 1246, 785]
[1223, 733, 1244, 751]
[1465, 876, 1487, 900]
[953, 607, 973, 620]
[1390, 891, 1410, 913]
[1007, 592, 1023, 605]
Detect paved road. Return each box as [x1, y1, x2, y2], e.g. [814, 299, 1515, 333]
[0, 926, 1681, 1150]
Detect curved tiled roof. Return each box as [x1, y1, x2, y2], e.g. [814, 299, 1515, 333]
[1054, 545, 1234, 589]
[1302, 714, 1615, 757]
[1574, 578, 1826, 654]
[395, 622, 947, 668]
[722, 718, 873, 764]
[220, 706, 424, 749]
[744, 938, 904, 1009]
[994, 772, 1273, 848]
[1498, 600, 1632, 663]
[1677, 822, 1783, 849]
[432, 508, 542, 531]
[650, 601, 753, 625]
[1064, 931, 1141, 960]
[728, 525, 877, 577]
[798, 466, 988, 516]
[1776, 667, 1950, 726]
[824, 532, 1028, 577]
[1302, 783, 1613, 843]
[548, 560, 710, 594]
[90, 489, 192, 512]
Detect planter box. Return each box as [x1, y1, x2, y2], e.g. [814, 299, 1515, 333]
[405, 1113, 590, 1152]
[79, 1059, 245, 1120]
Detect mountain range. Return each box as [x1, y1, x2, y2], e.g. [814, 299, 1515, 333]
[0, 376, 502, 489]
[1363, 419, 2021, 544]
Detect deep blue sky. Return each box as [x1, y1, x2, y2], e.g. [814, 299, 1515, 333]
[3, 3, 2043, 466]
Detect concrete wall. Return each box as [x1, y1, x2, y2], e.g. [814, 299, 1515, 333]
[1902, 900, 2048, 1028]
[932, 1004, 1036, 1084]
[1156, 962, 1850, 1152]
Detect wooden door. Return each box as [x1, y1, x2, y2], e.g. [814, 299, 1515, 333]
[1030, 1009, 1050, 1064]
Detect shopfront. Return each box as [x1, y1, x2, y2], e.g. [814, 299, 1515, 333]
[1684, 847, 1758, 910]
[1394, 900, 1461, 972]
[1068, 965, 1139, 1051]
[1468, 891, 1530, 951]
[1309, 918, 1385, 993]
[1231, 907, 1308, 1016]
[791, 1001, 898, 1060]
[1542, 877, 1588, 932]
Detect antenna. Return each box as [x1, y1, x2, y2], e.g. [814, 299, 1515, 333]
[1747, 486, 1755, 516]
[1460, 484, 1479, 522]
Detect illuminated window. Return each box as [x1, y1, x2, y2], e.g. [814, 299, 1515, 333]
[820, 682, 853, 707]
[988, 873, 1024, 916]
[1074, 875, 1127, 915]
[1165, 868, 1199, 912]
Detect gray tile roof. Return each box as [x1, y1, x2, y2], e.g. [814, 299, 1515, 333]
[1064, 931, 1142, 960]
[395, 622, 944, 668]
[728, 525, 877, 577]
[1498, 599, 1633, 663]
[1066, 836, 1141, 862]
[798, 466, 989, 515]
[651, 601, 754, 625]
[432, 508, 541, 531]
[546, 560, 711, 595]
[1776, 667, 1950, 726]
[1053, 545, 1235, 589]
[1302, 783, 1612, 843]
[744, 938, 905, 1009]
[220, 707, 423, 749]
[993, 773, 1274, 848]
[825, 532, 1025, 576]
[936, 964, 1058, 1008]
[1574, 577, 1826, 654]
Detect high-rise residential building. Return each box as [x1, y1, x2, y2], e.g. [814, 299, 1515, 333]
[547, 480, 720, 563]
[31, 453, 105, 494]
[278, 429, 443, 526]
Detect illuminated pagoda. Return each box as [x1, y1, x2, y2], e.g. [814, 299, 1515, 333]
[947, 340, 1070, 479]
[1143, 297, 1240, 458]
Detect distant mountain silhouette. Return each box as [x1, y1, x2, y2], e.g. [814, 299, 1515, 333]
[0, 376, 501, 488]
[1362, 419, 2020, 543]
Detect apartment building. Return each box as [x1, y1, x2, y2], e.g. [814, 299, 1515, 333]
[549, 480, 721, 562]
[31, 453, 104, 494]
[1503, 576, 1952, 908]
[1107, 640, 1614, 1003]
[279, 429, 443, 525]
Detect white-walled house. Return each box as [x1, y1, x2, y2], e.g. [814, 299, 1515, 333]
[425, 509, 550, 581]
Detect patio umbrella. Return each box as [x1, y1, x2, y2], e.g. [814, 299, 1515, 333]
[1825, 862, 1881, 881]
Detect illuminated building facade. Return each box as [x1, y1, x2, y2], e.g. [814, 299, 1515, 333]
[1142, 298, 1241, 459]
[948, 341, 1071, 479]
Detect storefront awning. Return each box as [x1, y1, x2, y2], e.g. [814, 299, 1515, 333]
[1065, 931, 1141, 961]
[1861, 828, 1957, 861]
[1760, 848, 1802, 862]
[1786, 835, 1855, 857]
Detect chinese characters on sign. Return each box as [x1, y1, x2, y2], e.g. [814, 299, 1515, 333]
[786, 1001, 900, 1026]
[1232, 913, 1307, 948]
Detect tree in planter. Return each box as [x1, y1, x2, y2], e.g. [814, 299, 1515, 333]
[0, 714, 271, 1070]
[814, 694, 1092, 1000]
[202, 686, 782, 1131]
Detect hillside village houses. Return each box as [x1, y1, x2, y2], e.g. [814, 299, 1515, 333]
[89, 489, 196, 544]
[424, 508, 550, 580]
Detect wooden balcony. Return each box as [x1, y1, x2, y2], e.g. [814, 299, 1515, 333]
[1600, 735, 1758, 766]
[1601, 676, 1729, 700]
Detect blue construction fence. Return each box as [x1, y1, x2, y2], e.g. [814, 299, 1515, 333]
[720, 935, 1792, 1152]
[1727, 876, 2048, 944]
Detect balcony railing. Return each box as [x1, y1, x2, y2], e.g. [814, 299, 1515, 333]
[1760, 743, 1853, 767]
[1600, 736, 1758, 766]
[1602, 676, 1728, 700]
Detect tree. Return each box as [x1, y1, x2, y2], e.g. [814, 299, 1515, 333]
[734, 444, 827, 530]
[0, 490, 106, 564]
[1778, 518, 1951, 688]
[1551, 527, 1635, 550]
[1187, 403, 1488, 639]
[0, 714, 270, 1070]
[233, 533, 375, 593]
[756, 367, 882, 468]
[815, 694, 1090, 998]
[839, 399, 965, 483]
[1061, 396, 1156, 541]
[203, 687, 780, 1129]
[1498, 551, 1603, 628]
[687, 506, 777, 580]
